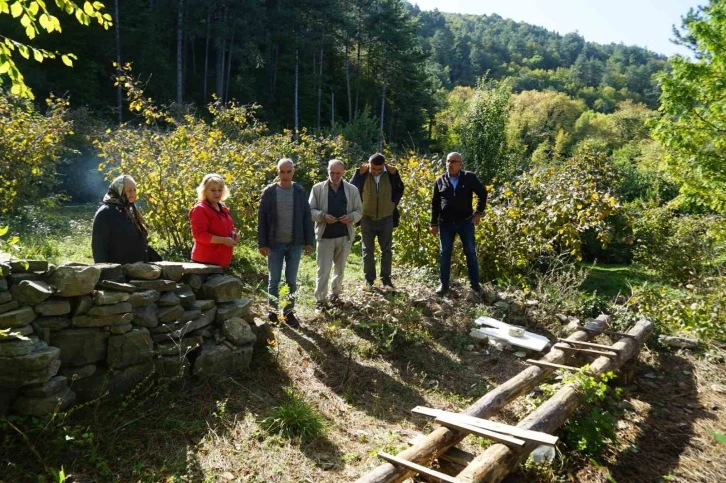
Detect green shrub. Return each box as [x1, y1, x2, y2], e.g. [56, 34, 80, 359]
[632, 206, 725, 283]
[261, 388, 325, 442]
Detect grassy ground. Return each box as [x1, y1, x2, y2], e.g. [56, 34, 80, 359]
[1, 205, 725, 483]
[579, 263, 657, 299]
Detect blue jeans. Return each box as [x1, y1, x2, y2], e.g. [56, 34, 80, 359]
[267, 243, 303, 314]
[439, 220, 480, 289]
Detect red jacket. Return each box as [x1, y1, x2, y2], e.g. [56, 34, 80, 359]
[189, 200, 235, 268]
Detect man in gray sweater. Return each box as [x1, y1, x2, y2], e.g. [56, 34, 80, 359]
[257, 158, 314, 327]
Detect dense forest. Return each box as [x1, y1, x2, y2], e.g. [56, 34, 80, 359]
[1, 0, 668, 148]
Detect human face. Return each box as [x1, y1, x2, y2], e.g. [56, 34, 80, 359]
[278, 163, 295, 186]
[446, 155, 463, 177]
[205, 181, 224, 205]
[369, 163, 384, 176]
[123, 180, 138, 203]
[328, 164, 345, 187]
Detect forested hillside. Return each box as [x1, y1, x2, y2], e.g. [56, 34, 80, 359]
[0, 0, 668, 148]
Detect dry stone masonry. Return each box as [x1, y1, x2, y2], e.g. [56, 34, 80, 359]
[0, 259, 272, 416]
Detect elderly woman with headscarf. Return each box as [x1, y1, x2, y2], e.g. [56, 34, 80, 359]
[189, 173, 240, 268]
[91, 175, 161, 264]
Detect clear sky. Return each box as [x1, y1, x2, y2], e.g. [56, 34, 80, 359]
[411, 0, 704, 57]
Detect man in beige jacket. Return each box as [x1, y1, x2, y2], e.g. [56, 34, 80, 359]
[309, 159, 363, 312]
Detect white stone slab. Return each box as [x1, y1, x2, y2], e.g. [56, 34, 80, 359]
[473, 316, 550, 352]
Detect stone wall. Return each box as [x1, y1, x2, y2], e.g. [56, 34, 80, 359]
[0, 259, 271, 416]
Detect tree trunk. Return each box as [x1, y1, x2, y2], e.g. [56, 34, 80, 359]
[294, 48, 299, 141]
[225, 27, 235, 103]
[271, 43, 279, 102]
[378, 67, 386, 149]
[354, 39, 361, 119]
[203, 12, 210, 100]
[114, 0, 122, 124]
[345, 41, 352, 123]
[317, 42, 324, 131]
[176, 0, 184, 105]
[331, 91, 335, 126]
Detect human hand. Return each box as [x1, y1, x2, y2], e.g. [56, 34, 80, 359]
[304, 245, 313, 255]
[325, 214, 338, 224]
[430, 225, 439, 237]
[472, 213, 483, 225]
[259, 247, 269, 257]
[338, 214, 352, 224]
[360, 164, 369, 174]
[387, 164, 397, 174]
[232, 231, 241, 243]
[222, 237, 236, 247]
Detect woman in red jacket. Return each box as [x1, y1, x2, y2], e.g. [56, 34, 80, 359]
[189, 173, 240, 267]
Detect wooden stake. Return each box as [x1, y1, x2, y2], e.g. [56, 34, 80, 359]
[553, 344, 618, 358]
[377, 453, 461, 483]
[433, 416, 525, 447]
[576, 326, 636, 338]
[557, 338, 623, 352]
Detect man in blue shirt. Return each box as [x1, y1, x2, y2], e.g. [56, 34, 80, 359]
[430, 152, 487, 296]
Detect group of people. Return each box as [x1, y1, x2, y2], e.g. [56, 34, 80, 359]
[91, 152, 487, 328]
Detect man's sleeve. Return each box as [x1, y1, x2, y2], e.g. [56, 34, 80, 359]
[430, 179, 441, 226]
[257, 190, 268, 248]
[392, 170, 404, 205]
[302, 189, 315, 246]
[309, 185, 326, 222]
[472, 175, 487, 214]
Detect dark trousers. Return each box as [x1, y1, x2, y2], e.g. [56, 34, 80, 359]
[439, 220, 480, 289]
[360, 216, 394, 284]
[267, 243, 303, 314]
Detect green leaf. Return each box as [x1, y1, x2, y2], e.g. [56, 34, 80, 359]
[83, 1, 93, 15]
[10, 1, 21, 18]
[0, 0, 9, 14]
[711, 430, 726, 446]
[33, 49, 42, 62]
[18, 44, 29, 59]
[0, 226, 8, 236]
[25, 25, 35, 39]
[61, 54, 73, 67]
[39, 13, 50, 31]
[0, 62, 9, 74]
[20, 13, 30, 27]
[28, 1, 38, 15]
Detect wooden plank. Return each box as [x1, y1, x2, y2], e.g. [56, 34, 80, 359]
[433, 416, 525, 447]
[408, 435, 475, 466]
[553, 344, 618, 358]
[475, 326, 550, 352]
[377, 452, 461, 483]
[557, 338, 623, 352]
[526, 359, 588, 374]
[576, 326, 637, 338]
[412, 407, 558, 446]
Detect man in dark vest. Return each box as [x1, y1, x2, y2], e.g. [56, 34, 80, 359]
[350, 153, 405, 291]
[430, 152, 487, 297]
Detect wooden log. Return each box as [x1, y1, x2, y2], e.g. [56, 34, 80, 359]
[576, 325, 637, 338]
[408, 434, 475, 467]
[455, 318, 654, 483]
[355, 319, 608, 483]
[553, 343, 618, 358]
[557, 338, 623, 352]
[377, 453, 461, 483]
[525, 360, 587, 373]
[413, 407, 557, 445]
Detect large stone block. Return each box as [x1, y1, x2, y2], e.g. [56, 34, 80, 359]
[0, 291, 12, 305]
[194, 299, 215, 311]
[88, 302, 133, 316]
[133, 304, 159, 328]
[129, 279, 176, 291]
[0, 306, 36, 330]
[96, 280, 136, 293]
[11, 280, 54, 304]
[61, 364, 96, 381]
[123, 263, 162, 280]
[0, 300, 19, 315]
[192, 342, 253, 377]
[151, 262, 184, 282]
[158, 291, 180, 307]
[155, 335, 204, 357]
[9, 272, 43, 284]
[154, 356, 190, 379]
[9, 260, 49, 273]
[21, 375, 68, 398]
[93, 263, 123, 281]
[49, 266, 101, 297]
[72, 361, 154, 403]
[107, 328, 153, 368]
[159, 304, 184, 324]
[128, 290, 160, 307]
[215, 299, 253, 324]
[222, 317, 257, 347]
[249, 318, 275, 349]
[33, 316, 71, 331]
[0, 278, 7, 291]
[0, 262, 9, 277]
[181, 263, 224, 275]
[0, 335, 39, 357]
[151, 307, 216, 340]
[92, 290, 130, 306]
[72, 312, 133, 328]
[201, 275, 243, 303]
[110, 323, 133, 334]
[13, 389, 75, 416]
[34, 298, 71, 316]
[181, 308, 202, 322]
[183, 274, 204, 292]
[72, 295, 93, 316]
[50, 328, 110, 366]
[0, 346, 61, 388]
